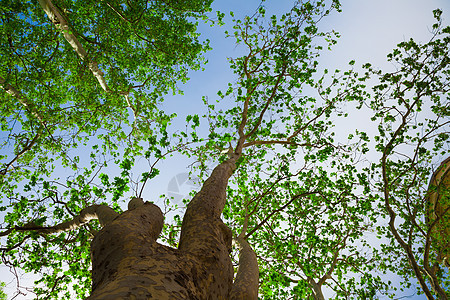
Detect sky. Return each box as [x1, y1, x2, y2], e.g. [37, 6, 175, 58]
[1, 0, 450, 299]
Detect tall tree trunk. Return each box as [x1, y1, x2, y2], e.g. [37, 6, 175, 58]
[86, 154, 257, 299]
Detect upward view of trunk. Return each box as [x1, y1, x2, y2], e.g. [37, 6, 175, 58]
[86, 154, 259, 299]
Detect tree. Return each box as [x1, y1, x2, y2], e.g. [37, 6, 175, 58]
[0, 0, 449, 299]
[364, 9, 450, 298]
[0, 0, 212, 183]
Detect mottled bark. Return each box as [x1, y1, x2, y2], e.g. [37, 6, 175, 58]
[176, 154, 239, 298]
[87, 200, 226, 299]
[87, 155, 260, 299]
[87, 202, 171, 299]
[0, 155, 260, 298]
[229, 236, 259, 300]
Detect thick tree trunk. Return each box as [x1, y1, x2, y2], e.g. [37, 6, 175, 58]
[308, 278, 325, 300]
[86, 154, 258, 299]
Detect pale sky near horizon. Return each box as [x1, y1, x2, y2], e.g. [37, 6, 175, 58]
[1, 0, 450, 298]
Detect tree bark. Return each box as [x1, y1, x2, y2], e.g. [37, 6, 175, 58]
[0, 204, 119, 237]
[0, 76, 46, 123]
[229, 236, 259, 300]
[0, 154, 260, 298]
[308, 278, 325, 300]
[38, 0, 110, 92]
[86, 154, 259, 299]
[425, 156, 450, 299]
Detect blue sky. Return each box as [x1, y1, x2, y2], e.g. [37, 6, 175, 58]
[1, 0, 450, 298]
[159, 1, 450, 299]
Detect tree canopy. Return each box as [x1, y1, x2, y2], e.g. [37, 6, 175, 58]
[0, 0, 449, 299]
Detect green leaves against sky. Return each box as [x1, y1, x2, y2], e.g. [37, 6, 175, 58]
[0, 0, 449, 299]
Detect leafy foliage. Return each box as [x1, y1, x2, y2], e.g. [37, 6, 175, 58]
[362, 10, 450, 298]
[188, 1, 391, 298]
[0, 0, 212, 297]
[0, 0, 449, 299]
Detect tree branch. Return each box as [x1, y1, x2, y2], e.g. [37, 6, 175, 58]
[229, 235, 259, 300]
[38, 0, 110, 92]
[230, 209, 259, 300]
[246, 192, 316, 239]
[245, 64, 288, 139]
[0, 76, 46, 124]
[243, 140, 308, 148]
[0, 204, 119, 237]
[0, 130, 41, 176]
[380, 91, 436, 298]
